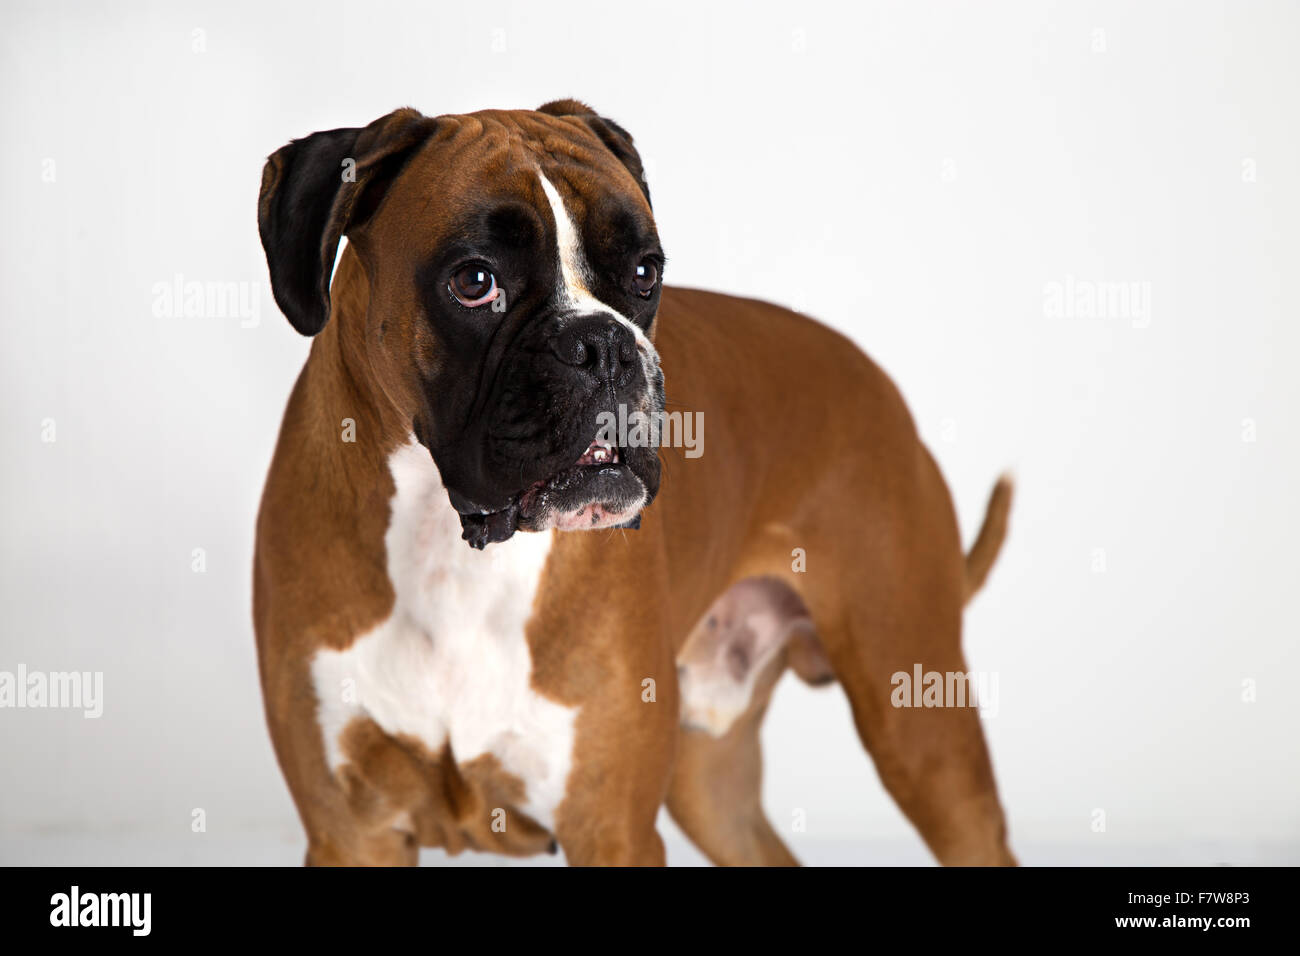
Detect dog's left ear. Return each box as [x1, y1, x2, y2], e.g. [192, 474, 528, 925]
[538, 99, 651, 208]
[258, 108, 436, 336]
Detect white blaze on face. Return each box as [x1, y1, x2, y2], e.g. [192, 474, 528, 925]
[535, 170, 659, 366]
[520, 170, 664, 532]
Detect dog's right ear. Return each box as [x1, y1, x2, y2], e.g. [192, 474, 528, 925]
[257, 108, 435, 336]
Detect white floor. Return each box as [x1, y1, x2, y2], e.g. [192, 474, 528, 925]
[3, 827, 1294, 867]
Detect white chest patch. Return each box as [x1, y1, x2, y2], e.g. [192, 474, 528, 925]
[310, 438, 578, 830]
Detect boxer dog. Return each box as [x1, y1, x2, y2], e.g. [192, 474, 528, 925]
[254, 100, 1016, 866]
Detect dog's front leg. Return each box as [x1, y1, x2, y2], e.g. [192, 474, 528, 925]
[532, 543, 679, 866]
[551, 677, 678, 865]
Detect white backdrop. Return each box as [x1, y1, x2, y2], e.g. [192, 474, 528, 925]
[2, 0, 1297, 865]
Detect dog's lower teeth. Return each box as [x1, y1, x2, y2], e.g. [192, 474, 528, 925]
[575, 439, 618, 466]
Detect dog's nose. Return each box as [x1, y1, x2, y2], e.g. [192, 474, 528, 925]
[550, 315, 637, 385]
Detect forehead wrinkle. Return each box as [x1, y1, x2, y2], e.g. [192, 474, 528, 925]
[423, 115, 541, 178]
[393, 122, 549, 250]
[445, 112, 597, 173]
[430, 109, 623, 181]
[420, 111, 643, 223]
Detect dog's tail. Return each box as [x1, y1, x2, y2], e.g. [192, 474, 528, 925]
[964, 473, 1014, 604]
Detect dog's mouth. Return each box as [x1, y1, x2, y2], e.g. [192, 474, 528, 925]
[457, 434, 650, 549]
[519, 436, 621, 515]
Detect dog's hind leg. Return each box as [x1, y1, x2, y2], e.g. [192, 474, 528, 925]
[667, 704, 798, 866]
[823, 609, 1016, 866]
[798, 456, 1016, 866]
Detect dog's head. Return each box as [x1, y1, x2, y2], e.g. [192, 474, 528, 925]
[258, 101, 665, 548]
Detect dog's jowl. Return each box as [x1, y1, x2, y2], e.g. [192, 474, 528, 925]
[254, 100, 1015, 865]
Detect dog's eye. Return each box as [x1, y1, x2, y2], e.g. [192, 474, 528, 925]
[631, 259, 658, 298]
[449, 264, 500, 308]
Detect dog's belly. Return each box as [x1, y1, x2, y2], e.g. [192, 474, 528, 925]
[310, 438, 578, 833]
